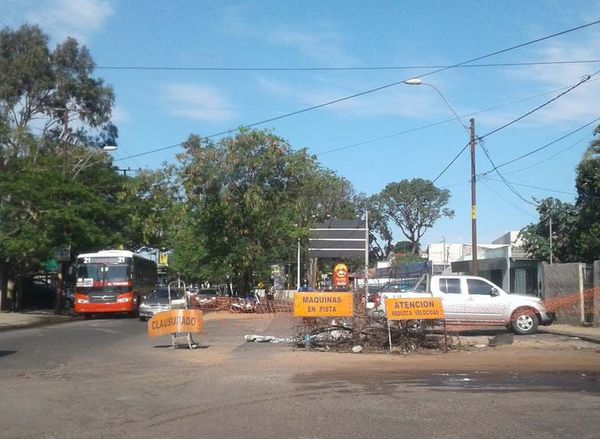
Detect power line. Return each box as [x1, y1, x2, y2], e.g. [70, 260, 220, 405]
[432, 143, 470, 184]
[316, 80, 598, 157]
[482, 177, 577, 196]
[479, 73, 596, 140]
[480, 116, 600, 176]
[97, 59, 600, 72]
[480, 180, 537, 218]
[116, 19, 600, 163]
[503, 135, 592, 176]
[431, 71, 598, 182]
[480, 143, 537, 206]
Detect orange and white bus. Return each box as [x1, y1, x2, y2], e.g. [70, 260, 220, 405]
[73, 250, 157, 318]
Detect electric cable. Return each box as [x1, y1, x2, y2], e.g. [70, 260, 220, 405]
[480, 116, 600, 176]
[482, 177, 576, 196]
[502, 135, 592, 176]
[315, 79, 600, 157]
[115, 19, 600, 162]
[480, 143, 538, 206]
[431, 71, 599, 182]
[480, 180, 537, 218]
[96, 59, 600, 72]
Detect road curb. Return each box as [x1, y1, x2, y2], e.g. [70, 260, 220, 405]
[0, 315, 75, 332]
[538, 328, 600, 345]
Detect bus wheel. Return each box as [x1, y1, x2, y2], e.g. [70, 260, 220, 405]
[84, 314, 93, 320]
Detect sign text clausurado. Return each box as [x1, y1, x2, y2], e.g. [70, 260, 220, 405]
[294, 292, 354, 318]
[147, 309, 203, 337]
[385, 298, 445, 320]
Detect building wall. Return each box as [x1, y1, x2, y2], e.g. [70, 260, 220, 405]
[541, 262, 584, 325]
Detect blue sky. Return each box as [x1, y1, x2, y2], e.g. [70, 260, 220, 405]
[4, 0, 600, 248]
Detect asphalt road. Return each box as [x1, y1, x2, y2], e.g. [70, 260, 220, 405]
[1, 313, 599, 439]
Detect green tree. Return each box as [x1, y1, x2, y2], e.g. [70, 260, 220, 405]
[355, 193, 393, 262]
[379, 178, 454, 254]
[519, 198, 578, 263]
[0, 153, 130, 279]
[0, 25, 125, 309]
[0, 24, 115, 164]
[574, 130, 600, 261]
[174, 129, 356, 293]
[121, 166, 184, 250]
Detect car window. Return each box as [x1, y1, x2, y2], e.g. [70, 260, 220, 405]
[197, 289, 217, 296]
[467, 279, 494, 295]
[439, 278, 461, 294]
[170, 289, 183, 300]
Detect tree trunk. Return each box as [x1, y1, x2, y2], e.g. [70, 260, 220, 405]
[307, 257, 318, 289]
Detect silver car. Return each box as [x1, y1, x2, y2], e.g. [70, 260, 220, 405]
[139, 287, 186, 321]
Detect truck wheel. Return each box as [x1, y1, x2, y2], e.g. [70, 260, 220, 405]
[511, 308, 539, 335]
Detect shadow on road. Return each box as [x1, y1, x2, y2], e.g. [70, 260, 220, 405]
[0, 350, 17, 358]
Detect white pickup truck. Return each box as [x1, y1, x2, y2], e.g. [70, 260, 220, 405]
[369, 275, 555, 335]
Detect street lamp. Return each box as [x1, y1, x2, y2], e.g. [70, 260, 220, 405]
[71, 144, 118, 179]
[404, 78, 478, 275]
[403, 79, 469, 132]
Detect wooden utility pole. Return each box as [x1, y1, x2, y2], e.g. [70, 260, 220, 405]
[470, 118, 478, 276]
[549, 216, 553, 264]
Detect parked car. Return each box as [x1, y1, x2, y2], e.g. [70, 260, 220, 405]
[370, 275, 554, 335]
[138, 287, 186, 321]
[22, 278, 56, 309]
[191, 288, 220, 308]
[367, 279, 426, 310]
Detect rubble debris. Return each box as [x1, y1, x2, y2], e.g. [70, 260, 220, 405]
[488, 333, 514, 347]
[244, 334, 287, 344]
[291, 315, 448, 353]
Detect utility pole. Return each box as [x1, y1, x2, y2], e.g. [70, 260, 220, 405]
[364, 210, 369, 308]
[296, 238, 301, 290]
[549, 216, 553, 264]
[470, 118, 478, 276]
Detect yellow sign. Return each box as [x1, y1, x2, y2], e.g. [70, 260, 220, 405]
[158, 252, 169, 266]
[385, 298, 445, 320]
[147, 309, 203, 337]
[294, 292, 354, 317]
[471, 205, 477, 219]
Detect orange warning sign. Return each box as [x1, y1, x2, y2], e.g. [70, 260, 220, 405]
[385, 297, 445, 320]
[294, 292, 354, 317]
[147, 309, 203, 337]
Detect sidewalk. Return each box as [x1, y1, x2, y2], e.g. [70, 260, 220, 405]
[0, 310, 74, 331]
[539, 324, 600, 345]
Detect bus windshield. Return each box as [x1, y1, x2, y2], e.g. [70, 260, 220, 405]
[77, 264, 130, 282]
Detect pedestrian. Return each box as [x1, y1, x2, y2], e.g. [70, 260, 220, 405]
[266, 280, 275, 313]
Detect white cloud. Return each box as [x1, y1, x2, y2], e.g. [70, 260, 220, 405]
[111, 104, 129, 125]
[161, 83, 235, 123]
[502, 32, 600, 125]
[22, 0, 113, 42]
[267, 27, 357, 66]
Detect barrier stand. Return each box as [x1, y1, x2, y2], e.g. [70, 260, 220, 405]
[384, 297, 446, 353]
[443, 319, 448, 352]
[293, 292, 354, 349]
[168, 280, 197, 349]
[146, 281, 203, 350]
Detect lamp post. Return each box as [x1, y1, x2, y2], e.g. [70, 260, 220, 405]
[404, 78, 478, 275]
[71, 144, 118, 179]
